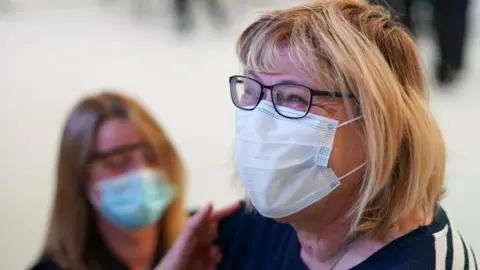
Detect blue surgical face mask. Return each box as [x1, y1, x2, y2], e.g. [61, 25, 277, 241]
[90, 168, 175, 230]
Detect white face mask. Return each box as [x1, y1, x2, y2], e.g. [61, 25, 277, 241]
[235, 101, 364, 219]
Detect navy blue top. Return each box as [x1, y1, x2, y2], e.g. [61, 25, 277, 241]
[216, 202, 478, 270]
[30, 202, 477, 270]
[30, 227, 164, 270]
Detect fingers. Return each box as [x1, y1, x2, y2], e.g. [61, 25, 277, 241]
[211, 202, 241, 221]
[199, 222, 218, 244]
[178, 203, 213, 243]
[188, 203, 214, 231]
[197, 202, 240, 245]
[175, 202, 239, 251]
[208, 246, 222, 264]
[165, 204, 227, 270]
[199, 245, 222, 269]
[192, 203, 214, 225]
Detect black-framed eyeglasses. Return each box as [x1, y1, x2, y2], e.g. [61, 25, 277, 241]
[229, 75, 353, 119]
[88, 142, 158, 171]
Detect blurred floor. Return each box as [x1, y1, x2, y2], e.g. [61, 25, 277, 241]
[0, 0, 479, 269]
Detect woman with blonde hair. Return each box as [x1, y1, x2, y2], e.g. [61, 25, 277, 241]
[31, 91, 239, 270]
[214, 0, 477, 269]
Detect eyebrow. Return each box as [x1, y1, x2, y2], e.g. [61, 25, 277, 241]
[91, 142, 148, 160]
[246, 70, 261, 81]
[246, 71, 305, 86]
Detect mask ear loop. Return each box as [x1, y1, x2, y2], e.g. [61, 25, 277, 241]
[338, 162, 366, 181]
[336, 115, 366, 181]
[338, 115, 363, 128]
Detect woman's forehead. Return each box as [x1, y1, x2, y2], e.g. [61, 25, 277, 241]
[95, 118, 143, 153]
[246, 69, 328, 90]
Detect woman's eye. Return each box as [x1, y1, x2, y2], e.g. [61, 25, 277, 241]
[143, 148, 158, 166]
[102, 154, 131, 170]
[245, 88, 259, 97]
[285, 95, 308, 104]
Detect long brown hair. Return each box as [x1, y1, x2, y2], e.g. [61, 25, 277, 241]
[41, 91, 188, 269]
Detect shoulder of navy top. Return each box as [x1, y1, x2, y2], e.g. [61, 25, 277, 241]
[29, 257, 61, 270]
[29, 210, 199, 270]
[215, 201, 478, 270]
[29, 223, 166, 270]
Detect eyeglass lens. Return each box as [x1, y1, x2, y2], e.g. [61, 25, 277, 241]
[231, 77, 312, 118]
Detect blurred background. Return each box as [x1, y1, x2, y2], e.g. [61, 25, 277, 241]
[0, 0, 479, 269]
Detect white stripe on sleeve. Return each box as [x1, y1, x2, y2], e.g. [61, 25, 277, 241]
[468, 245, 475, 270]
[450, 227, 465, 269]
[434, 224, 449, 270]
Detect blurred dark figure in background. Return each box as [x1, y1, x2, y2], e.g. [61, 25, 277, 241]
[174, 0, 227, 31]
[372, 0, 470, 85]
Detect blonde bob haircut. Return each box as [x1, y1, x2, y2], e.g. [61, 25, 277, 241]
[237, 0, 446, 240]
[40, 92, 188, 269]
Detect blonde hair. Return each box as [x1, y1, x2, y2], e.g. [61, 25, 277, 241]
[237, 0, 446, 240]
[41, 91, 188, 269]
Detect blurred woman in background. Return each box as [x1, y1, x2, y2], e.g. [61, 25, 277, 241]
[31, 91, 238, 270]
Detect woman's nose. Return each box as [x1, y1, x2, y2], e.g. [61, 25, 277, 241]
[261, 89, 273, 102]
[132, 154, 149, 170]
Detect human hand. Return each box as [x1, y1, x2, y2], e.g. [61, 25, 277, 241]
[155, 202, 241, 270]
